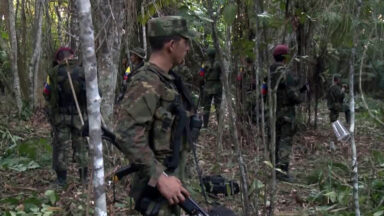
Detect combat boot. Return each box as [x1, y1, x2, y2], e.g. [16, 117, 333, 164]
[55, 170, 67, 186]
[78, 167, 88, 184]
[203, 114, 210, 128]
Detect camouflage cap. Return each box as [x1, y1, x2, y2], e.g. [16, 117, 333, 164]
[147, 16, 194, 39]
[130, 47, 145, 59]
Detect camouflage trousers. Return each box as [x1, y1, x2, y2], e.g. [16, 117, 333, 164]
[201, 91, 222, 126]
[275, 119, 296, 170]
[52, 114, 88, 172]
[130, 149, 188, 216]
[329, 104, 350, 124]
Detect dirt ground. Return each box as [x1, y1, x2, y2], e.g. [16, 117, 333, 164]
[0, 101, 383, 215]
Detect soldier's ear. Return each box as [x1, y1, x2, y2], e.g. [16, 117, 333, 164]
[164, 40, 174, 53]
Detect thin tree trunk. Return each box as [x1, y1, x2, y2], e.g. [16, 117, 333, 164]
[8, 0, 23, 113]
[267, 66, 276, 216]
[349, 1, 361, 215]
[55, 0, 63, 44]
[252, 1, 264, 214]
[76, 1, 107, 215]
[209, 2, 250, 214]
[95, 0, 124, 126]
[29, 0, 44, 109]
[70, 1, 80, 53]
[141, 0, 147, 57]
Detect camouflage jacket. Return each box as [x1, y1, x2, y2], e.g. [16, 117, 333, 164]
[202, 60, 222, 94]
[326, 84, 344, 111]
[114, 62, 189, 187]
[270, 63, 302, 122]
[173, 64, 193, 84]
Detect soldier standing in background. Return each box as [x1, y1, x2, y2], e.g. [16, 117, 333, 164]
[43, 47, 88, 186]
[327, 74, 351, 124]
[200, 48, 222, 128]
[116, 47, 145, 104]
[270, 45, 307, 182]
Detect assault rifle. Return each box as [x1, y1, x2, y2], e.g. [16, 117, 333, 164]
[113, 164, 209, 216]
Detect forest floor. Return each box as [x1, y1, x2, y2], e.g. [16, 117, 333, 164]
[0, 98, 383, 216]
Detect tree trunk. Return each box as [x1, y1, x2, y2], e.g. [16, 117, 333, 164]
[8, 0, 23, 114]
[349, 1, 361, 215]
[55, 0, 63, 44]
[95, 0, 124, 126]
[76, 1, 107, 215]
[209, 2, 250, 215]
[141, 0, 147, 57]
[70, 1, 80, 53]
[28, 0, 44, 109]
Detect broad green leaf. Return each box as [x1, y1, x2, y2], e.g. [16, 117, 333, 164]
[44, 190, 58, 206]
[374, 211, 384, 216]
[248, 179, 264, 196]
[1, 31, 9, 40]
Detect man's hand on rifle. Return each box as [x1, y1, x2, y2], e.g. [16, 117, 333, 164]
[157, 174, 190, 205]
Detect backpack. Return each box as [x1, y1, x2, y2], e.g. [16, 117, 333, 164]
[50, 62, 86, 113]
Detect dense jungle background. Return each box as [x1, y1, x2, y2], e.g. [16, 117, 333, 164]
[0, 0, 384, 215]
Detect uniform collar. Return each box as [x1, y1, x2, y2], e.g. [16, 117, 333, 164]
[147, 62, 175, 81]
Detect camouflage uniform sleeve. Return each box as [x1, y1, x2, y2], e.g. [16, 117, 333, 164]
[286, 74, 302, 105]
[114, 72, 166, 187]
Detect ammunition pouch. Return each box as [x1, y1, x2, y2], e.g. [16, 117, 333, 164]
[190, 115, 202, 143]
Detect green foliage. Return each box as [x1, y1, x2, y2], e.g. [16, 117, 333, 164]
[19, 101, 33, 121]
[306, 154, 384, 215]
[223, 4, 237, 25]
[0, 126, 23, 148]
[0, 136, 51, 171]
[0, 190, 60, 215]
[0, 157, 40, 172]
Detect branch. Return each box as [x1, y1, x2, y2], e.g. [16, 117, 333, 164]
[358, 42, 384, 126]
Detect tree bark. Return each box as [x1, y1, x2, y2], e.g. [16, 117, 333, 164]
[70, 1, 80, 53]
[28, 0, 44, 109]
[55, 0, 63, 44]
[95, 0, 124, 126]
[8, 0, 23, 113]
[349, 1, 361, 215]
[141, 0, 147, 57]
[76, 0, 107, 215]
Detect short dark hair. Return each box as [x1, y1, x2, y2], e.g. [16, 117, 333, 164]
[149, 35, 182, 51]
[273, 54, 285, 62]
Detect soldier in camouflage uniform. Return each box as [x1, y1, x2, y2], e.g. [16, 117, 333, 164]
[270, 45, 306, 182]
[326, 74, 350, 124]
[114, 16, 196, 216]
[117, 47, 146, 103]
[173, 60, 193, 85]
[200, 48, 222, 128]
[240, 58, 257, 122]
[43, 47, 88, 186]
